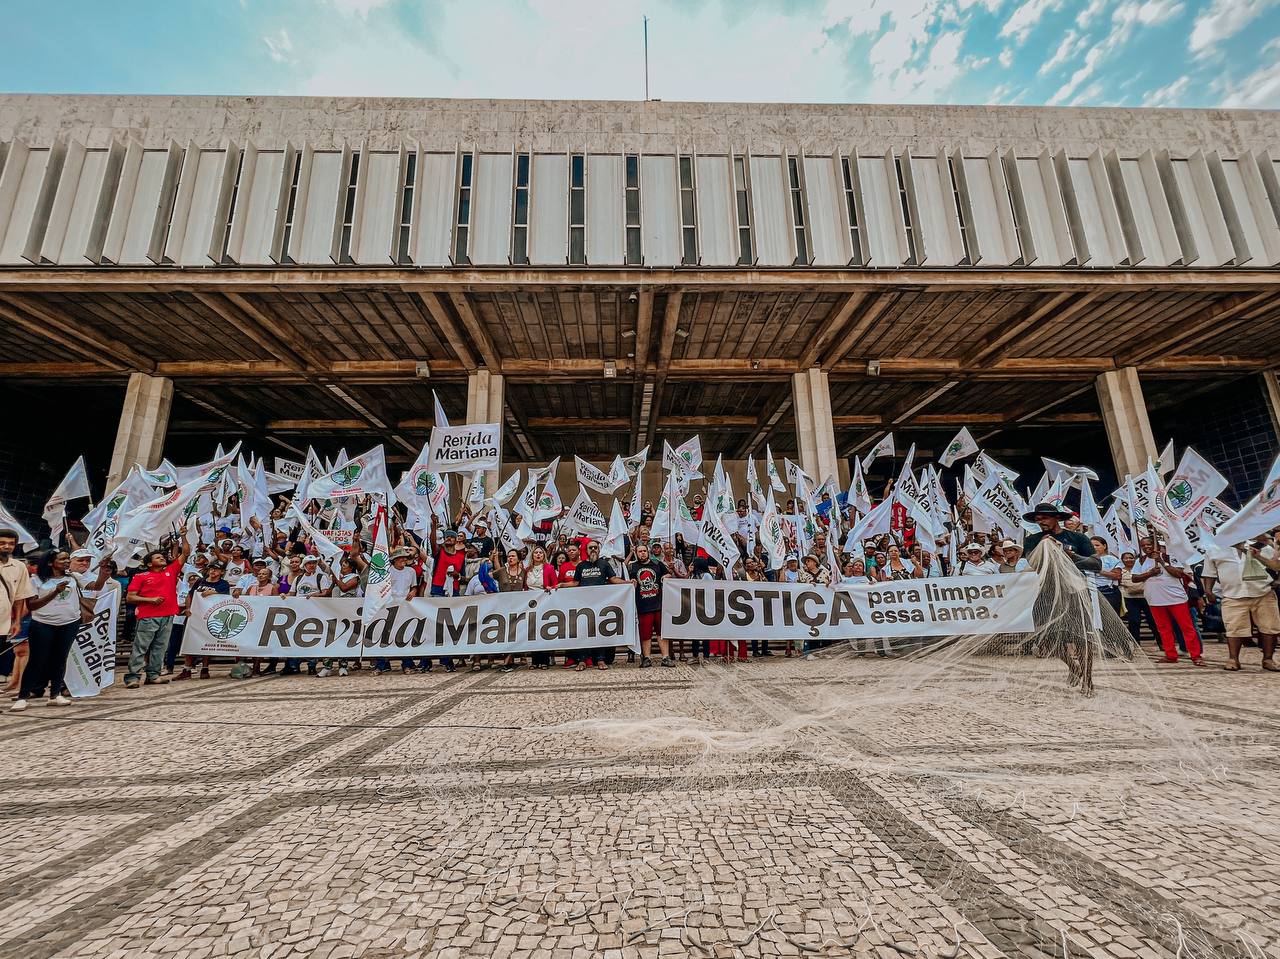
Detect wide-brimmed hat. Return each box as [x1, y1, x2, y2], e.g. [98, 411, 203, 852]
[392, 546, 417, 559]
[998, 539, 1021, 550]
[1022, 502, 1073, 521]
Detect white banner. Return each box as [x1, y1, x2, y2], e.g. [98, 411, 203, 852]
[428, 423, 502, 474]
[65, 591, 119, 698]
[183, 584, 639, 658]
[661, 574, 1040, 642]
[274, 458, 305, 483]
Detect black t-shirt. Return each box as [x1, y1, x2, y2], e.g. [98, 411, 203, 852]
[629, 559, 668, 613]
[574, 558, 616, 587]
[1023, 528, 1095, 557]
[469, 535, 495, 557]
[194, 577, 232, 599]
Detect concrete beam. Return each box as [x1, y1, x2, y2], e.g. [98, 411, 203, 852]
[107, 373, 173, 490]
[1095, 367, 1156, 480]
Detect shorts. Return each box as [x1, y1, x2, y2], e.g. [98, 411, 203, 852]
[1221, 593, 1280, 637]
[637, 610, 660, 645]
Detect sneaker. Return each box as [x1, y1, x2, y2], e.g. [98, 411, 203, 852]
[338, 666, 349, 677]
[659, 657, 677, 668]
[9, 699, 28, 712]
[401, 666, 417, 675]
[199, 667, 211, 680]
[316, 667, 331, 678]
[51, 695, 72, 706]
[145, 675, 171, 685]
[499, 664, 516, 673]
[174, 668, 193, 681]
[445, 663, 457, 673]
[125, 678, 141, 689]
[639, 657, 653, 669]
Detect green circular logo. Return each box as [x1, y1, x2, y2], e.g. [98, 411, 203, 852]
[206, 602, 252, 640]
[332, 463, 363, 486]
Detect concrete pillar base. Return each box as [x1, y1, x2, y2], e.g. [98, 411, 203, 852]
[1096, 366, 1156, 481]
[466, 369, 505, 497]
[792, 367, 839, 487]
[107, 373, 173, 490]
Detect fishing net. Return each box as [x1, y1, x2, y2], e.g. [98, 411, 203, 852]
[489, 542, 1277, 958]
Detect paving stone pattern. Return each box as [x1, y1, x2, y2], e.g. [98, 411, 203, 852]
[2, 646, 1277, 959]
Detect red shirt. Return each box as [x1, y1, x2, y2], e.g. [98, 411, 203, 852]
[431, 548, 465, 589]
[128, 559, 184, 619]
[558, 561, 578, 583]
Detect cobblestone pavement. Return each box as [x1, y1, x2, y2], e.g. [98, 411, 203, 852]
[3, 643, 1278, 959]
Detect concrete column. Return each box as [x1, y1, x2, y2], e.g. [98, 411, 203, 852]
[107, 372, 173, 490]
[465, 369, 505, 496]
[791, 367, 839, 485]
[1095, 366, 1156, 481]
[1261, 371, 1280, 443]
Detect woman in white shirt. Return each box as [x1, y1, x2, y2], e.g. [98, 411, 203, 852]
[12, 550, 81, 711]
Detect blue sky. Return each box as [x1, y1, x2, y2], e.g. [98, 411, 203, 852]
[3, 0, 1278, 108]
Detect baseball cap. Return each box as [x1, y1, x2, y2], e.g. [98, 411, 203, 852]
[70, 549, 93, 560]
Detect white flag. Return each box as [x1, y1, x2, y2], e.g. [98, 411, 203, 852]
[466, 470, 487, 508]
[844, 496, 894, 552]
[362, 504, 396, 623]
[627, 472, 643, 530]
[746, 455, 766, 510]
[0, 499, 38, 549]
[603, 498, 629, 559]
[487, 502, 524, 553]
[492, 470, 521, 506]
[1041, 456, 1099, 486]
[575, 456, 616, 494]
[43, 456, 91, 544]
[621, 447, 649, 478]
[1212, 455, 1280, 547]
[433, 390, 451, 430]
[294, 447, 326, 503]
[306, 445, 394, 503]
[534, 475, 563, 522]
[939, 427, 979, 468]
[114, 448, 240, 552]
[765, 445, 786, 492]
[606, 455, 629, 491]
[1157, 438, 1176, 476]
[1079, 479, 1104, 532]
[291, 504, 345, 564]
[698, 508, 738, 580]
[1100, 501, 1131, 555]
[396, 451, 450, 527]
[565, 485, 608, 536]
[847, 456, 872, 515]
[1164, 448, 1228, 523]
[759, 498, 787, 568]
[861, 433, 894, 470]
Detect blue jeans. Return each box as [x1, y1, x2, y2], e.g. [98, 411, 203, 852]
[126, 615, 173, 682]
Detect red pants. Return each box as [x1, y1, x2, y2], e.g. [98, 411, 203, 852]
[1150, 602, 1202, 662]
[638, 611, 660, 651]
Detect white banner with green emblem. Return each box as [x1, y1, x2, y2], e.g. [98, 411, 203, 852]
[182, 584, 639, 658]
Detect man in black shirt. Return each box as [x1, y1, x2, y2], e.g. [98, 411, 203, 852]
[573, 541, 626, 668]
[629, 543, 675, 668]
[468, 519, 495, 560]
[1022, 502, 1099, 570]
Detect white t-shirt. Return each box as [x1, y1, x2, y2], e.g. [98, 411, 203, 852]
[74, 569, 120, 602]
[1201, 546, 1276, 600]
[1088, 554, 1122, 590]
[31, 575, 82, 626]
[389, 565, 418, 599]
[293, 572, 331, 599]
[1134, 556, 1189, 606]
[232, 573, 258, 596]
[960, 560, 999, 575]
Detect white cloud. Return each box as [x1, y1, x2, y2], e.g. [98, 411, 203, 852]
[999, 0, 1061, 43]
[1142, 74, 1191, 105]
[1048, 46, 1102, 103]
[1068, 80, 1105, 104]
[1190, 0, 1275, 56]
[1039, 29, 1084, 73]
[998, 46, 1014, 66]
[1221, 56, 1280, 105]
[263, 28, 293, 64]
[1075, 0, 1109, 25]
[1048, 0, 1182, 103]
[328, 0, 394, 17]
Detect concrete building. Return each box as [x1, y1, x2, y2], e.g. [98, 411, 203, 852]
[2, 94, 1280, 518]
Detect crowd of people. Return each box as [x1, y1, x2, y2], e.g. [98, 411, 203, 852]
[3, 441, 1279, 709]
